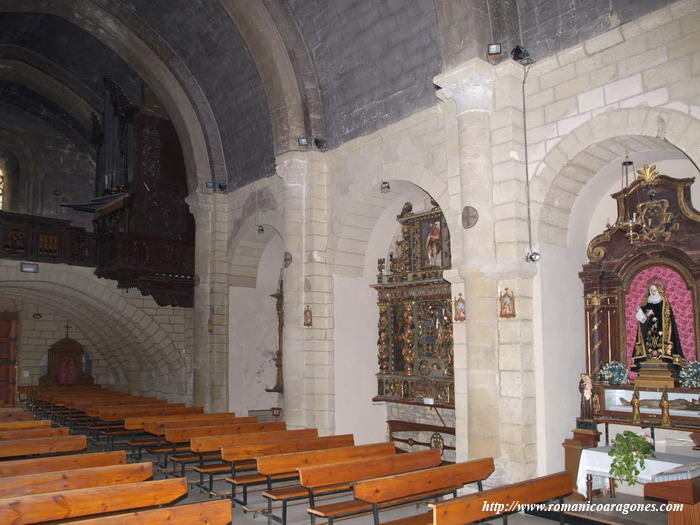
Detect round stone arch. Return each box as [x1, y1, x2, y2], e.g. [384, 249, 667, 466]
[328, 160, 458, 277]
[0, 287, 129, 381]
[0, 263, 186, 390]
[0, 0, 224, 193]
[218, 0, 324, 154]
[532, 107, 700, 247]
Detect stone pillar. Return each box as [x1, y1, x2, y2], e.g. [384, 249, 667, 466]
[277, 151, 334, 435]
[187, 191, 230, 412]
[435, 59, 501, 467]
[435, 58, 538, 483]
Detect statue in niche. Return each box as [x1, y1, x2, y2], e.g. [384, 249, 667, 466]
[424, 221, 442, 267]
[499, 288, 516, 319]
[453, 293, 466, 322]
[631, 283, 685, 369]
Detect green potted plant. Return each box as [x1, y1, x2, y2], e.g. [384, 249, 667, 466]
[608, 430, 655, 485]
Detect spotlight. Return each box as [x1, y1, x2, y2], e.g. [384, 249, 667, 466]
[511, 45, 533, 65]
[525, 251, 541, 263]
[487, 43, 502, 56]
[298, 137, 309, 146]
[20, 262, 39, 273]
[218, 182, 229, 193]
[257, 225, 265, 234]
[314, 138, 327, 151]
[380, 181, 391, 194]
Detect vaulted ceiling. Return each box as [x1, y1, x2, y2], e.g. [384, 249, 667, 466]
[0, 0, 677, 191]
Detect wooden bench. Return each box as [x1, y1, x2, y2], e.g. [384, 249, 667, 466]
[351, 458, 495, 525]
[302, 449, 443, 525]
[259, 442, 396, 525]
[0, 450, 126, 477]
[0, 427, 69, 440]
[164, 421, 286, 477]
[0, 477, 187, 524]
[430, 472, 572, 525]
[0, 462, 153, 498]
[124, 412, 238, 431]
[127, 416, 254, 459]
[61, 499, 232, 525]
[0, 420, 51, 431]
[191, 428, 317, 454]
[220, 433, 353, 504]
[0, 411, 33, 421]
[0, 434, 87, 459]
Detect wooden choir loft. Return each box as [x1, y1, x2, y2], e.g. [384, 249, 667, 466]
[0, 78, 194, 308]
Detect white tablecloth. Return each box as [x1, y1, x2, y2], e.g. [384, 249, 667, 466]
[576, 446, 698, 497]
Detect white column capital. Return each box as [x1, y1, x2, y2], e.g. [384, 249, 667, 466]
[185, 190, 215, 223]
[434, 58, 497, 114]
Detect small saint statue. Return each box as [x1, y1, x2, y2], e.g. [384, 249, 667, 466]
[661, 389, 672, 428]
[631, 283, 685, 369]
[579, 373, 593, 420]
[303, 305, 312, 327]
[631, 386, 641, 425]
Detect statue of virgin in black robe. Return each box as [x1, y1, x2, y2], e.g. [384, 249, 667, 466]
[631, 284, 685, 370]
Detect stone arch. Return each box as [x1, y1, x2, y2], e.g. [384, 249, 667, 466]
[0, 0, 224, 192]
[218, 0, 325, 154]
[0, 131, 38, 214]
[0, 263, 187, 395]
[0, 58, 96, 129]
[328, 160, 458, 277]
[533, 107, 700, 247]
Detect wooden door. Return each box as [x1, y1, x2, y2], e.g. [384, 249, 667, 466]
[0, 313, 17, 407]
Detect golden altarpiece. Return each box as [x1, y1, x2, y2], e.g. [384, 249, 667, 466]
[565, 165, 700, 490]
[371, 202, 456, 456]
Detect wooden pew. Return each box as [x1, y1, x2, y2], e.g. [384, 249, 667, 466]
[0, 477, 187, 524]
[259, 442, 396, 525]
[191, 428, 317, 454]
[128, 415, 254, 460]
[430, 472, 572, 525]
[352, 458, 496, 525]
[0, 420, 51, 431]
[0, 411, 34, 422]
[0, 434, 87, 459]
[62, 499, 232, 525]
[164, 421, 287, 476]
[0, 462, 153, 498]
[124, 412, 238, 431]
[0, 450, 126, 477]
[219, 432, 351, 504]
[302, 449, 443, 524]
[0, 427, 69, 440]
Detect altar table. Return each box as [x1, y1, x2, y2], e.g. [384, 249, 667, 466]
[576, 446, 698, 500]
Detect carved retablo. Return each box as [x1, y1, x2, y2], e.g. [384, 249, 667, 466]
[372, 203, 454, 407]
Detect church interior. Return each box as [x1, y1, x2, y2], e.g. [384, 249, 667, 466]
[1, 1, 700, 524]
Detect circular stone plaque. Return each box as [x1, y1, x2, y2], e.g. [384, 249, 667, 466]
[462, 206, 479, 229]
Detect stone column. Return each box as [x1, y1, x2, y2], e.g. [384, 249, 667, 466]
[434, 59, 501, 467]
[277, 151, 334, 435]
[187, 190, 230, 412]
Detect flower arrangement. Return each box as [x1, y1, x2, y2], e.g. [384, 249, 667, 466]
[597, 361, 629, 385]
[679, 361, 700, 388]
[608, 430, 655, 485]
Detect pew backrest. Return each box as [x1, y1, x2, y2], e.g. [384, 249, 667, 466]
[257, 442, 396, 476]
[222, 434, 354, 462]
[0, 434, 87, 459]
[143, 416, 256, 435]
[0, 412, 34, 421]
[0, 427, 69, 441]
[429, 472, 572, 525]
[354, 458, 495, 504]
[164, 421, 286, 443]
[0, 420, 51, 431]
[60, 499, 231, 525]
[85, 402, 181, 417]
[124, 412, 237, 430]
[0, 462, 153, 498]
[300, 448, 442, 488]
[192, 428, 318, 453]
[96, 406, 204, 420]
[0, 450, 126, 477]
[0, 477, 187, 524]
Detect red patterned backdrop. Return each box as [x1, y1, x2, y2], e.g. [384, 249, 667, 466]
[625, 265, 697, 374]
